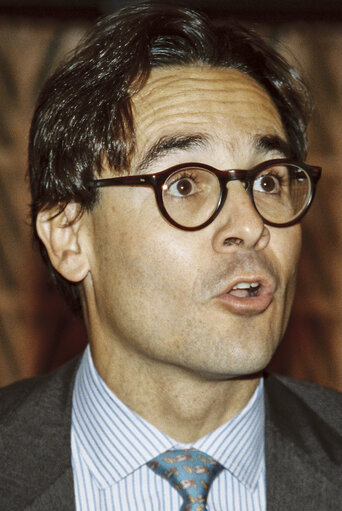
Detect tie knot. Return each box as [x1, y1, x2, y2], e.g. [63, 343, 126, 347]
[148, 449, 223, 511]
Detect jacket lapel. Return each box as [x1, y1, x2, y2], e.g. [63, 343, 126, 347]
[25, 469, 75, 511]
[264, 375, 342, 511]
[24, 359, 79, 511]
[1, 357, 80, 511]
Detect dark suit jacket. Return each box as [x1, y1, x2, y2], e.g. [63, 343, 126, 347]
[0, 357, 341, 510]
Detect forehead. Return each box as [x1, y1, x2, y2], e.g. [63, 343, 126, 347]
[130, 66, 286, 170]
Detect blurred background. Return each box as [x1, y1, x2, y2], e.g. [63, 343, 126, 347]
[0, 0, 342, 390]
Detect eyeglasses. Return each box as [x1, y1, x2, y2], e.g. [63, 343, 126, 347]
[90, 159, 321, 231]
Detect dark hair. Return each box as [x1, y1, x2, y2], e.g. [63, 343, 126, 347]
[29, 1, 311, 314]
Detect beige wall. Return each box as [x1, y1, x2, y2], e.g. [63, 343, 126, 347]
[0, 17, 341, 390]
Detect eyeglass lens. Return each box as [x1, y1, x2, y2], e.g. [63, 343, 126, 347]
[162, 163, 311, 228]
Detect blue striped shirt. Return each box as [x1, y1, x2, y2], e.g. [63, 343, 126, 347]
[72, 346, 266, 510]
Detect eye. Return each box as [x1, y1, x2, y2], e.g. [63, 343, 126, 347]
[166, 173, 199, 197]
[253, 174, 281, 194]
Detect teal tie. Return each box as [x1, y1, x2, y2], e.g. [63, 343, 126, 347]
[147, 448, 223, 511]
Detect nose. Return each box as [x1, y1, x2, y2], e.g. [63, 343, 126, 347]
[212, 180, 270, 253]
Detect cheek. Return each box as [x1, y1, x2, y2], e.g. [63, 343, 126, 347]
[260, 226, 301, 342]
[271, 225, 302, 283]
[91, 200, 196, 306]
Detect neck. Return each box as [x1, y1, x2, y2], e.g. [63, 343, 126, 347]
[90, 341, 260, 443]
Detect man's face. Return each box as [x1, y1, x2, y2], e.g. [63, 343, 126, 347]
[84, 67, 301, 379]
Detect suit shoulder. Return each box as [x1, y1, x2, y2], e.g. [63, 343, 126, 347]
[0, 357, 80, 510]
[265, 373, 342, 432]
[0, 357, 80, 425]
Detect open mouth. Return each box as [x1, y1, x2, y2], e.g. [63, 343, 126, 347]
[215, 277, 276, 315]
[229, 282, 261, 298]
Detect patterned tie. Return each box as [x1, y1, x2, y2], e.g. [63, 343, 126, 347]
[147, 448, 224, 511]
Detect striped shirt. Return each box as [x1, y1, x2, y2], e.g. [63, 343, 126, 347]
[72, 346, 266, 510]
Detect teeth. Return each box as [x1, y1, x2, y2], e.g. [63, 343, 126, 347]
[232, 282, 259, 290]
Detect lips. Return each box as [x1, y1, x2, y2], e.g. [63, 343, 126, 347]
[215, 276, 276, 315]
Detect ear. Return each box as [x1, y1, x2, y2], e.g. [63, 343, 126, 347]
[36, 203, 90, 283]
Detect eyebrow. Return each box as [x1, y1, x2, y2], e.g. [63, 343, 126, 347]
[255, 134, 294, 159]
[134, 134, 209, 173]
[134, 132, 293, 174]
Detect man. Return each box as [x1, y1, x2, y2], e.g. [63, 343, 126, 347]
[0, 2, 341, 510]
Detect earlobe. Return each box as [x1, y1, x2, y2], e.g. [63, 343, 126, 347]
[36, 203, 90, 283]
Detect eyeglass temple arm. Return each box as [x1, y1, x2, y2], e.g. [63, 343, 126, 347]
[90, 175, 156, 188]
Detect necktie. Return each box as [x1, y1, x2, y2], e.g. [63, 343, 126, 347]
[147, 448, 223, 511]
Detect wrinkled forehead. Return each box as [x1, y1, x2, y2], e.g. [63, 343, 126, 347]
[129, 66, 287, 170]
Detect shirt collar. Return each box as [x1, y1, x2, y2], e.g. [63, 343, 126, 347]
[192, 377, 265, 490]
[72, 346, 264, 490]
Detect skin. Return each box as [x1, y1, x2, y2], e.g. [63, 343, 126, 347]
[39, 67, 302, 442]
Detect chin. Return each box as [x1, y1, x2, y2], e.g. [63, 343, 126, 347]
[212, 343, 277, 379]
[188, 349, 274, 381]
